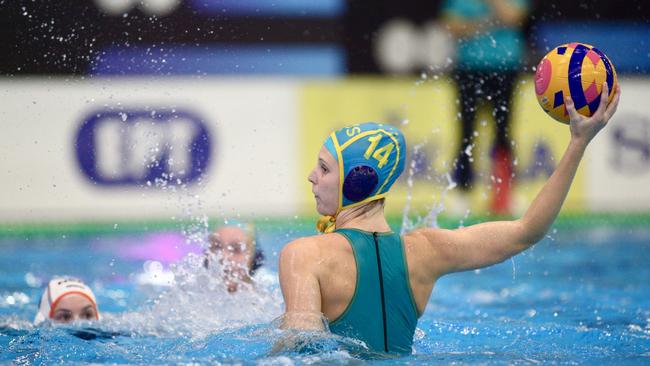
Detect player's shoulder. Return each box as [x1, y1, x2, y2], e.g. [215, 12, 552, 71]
[402, 227, 455, 250]
[281, 235, 322, 259]
[285, 235, 316, 247]
[281, 232, 348, 258]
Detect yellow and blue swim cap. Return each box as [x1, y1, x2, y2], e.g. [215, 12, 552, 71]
[318, 122, 406, 232]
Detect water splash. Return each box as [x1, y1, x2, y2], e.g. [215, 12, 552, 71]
[424, 172, 458, 230]
[400, 140, 458, 234]
[401, 143, 424, 234]
[105, 251, 283, 339]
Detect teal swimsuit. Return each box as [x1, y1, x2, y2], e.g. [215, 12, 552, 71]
[328, 228, 420, 354]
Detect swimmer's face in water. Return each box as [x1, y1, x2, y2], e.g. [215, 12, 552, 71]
[209, 226, 255, 292]
[51, 293, 98, 323]
[308, 146, 339, 216]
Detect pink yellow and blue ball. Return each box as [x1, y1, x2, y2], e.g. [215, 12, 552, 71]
[535, 42, 617, 124]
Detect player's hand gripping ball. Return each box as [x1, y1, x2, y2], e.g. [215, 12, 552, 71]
[535, 42, 617, 124]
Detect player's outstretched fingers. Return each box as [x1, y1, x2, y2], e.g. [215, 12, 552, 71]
[593, 83, 610, 122]
[565, 96, 581, 123]
[603, 85, 621, 123]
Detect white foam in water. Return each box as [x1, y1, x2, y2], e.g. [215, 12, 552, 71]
[105, 250, 283, 338]
[135, 260, 175, 287]
[0, 314, 34, 331]
[99, 176, 284, 338]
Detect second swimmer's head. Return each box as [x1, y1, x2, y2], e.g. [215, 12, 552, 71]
[34, 277, 100, 325]
[204, 221, 264, 292]
[309, 122, 406, 220]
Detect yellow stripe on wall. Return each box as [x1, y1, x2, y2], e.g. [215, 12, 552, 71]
[299, 76, 584, 218]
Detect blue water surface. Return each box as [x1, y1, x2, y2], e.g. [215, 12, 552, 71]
[1, 224, 649, 365]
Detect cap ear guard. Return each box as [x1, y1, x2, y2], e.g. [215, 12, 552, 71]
[342, 165, 379, 203]
[34, 290, 50, 325]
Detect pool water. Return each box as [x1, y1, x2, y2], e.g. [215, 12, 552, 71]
[1, 224, 649, 365]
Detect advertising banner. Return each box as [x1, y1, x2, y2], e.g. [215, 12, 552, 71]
[0, 78, 299, 221]
[2, 76, 647, 223]
[585, 78, 650, 211]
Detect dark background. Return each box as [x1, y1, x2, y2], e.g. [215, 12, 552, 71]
[1, 0, 648, 75]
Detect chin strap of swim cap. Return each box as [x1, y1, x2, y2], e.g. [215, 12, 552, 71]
[316, 215, 337, 233]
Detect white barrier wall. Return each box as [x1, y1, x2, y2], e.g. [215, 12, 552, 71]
[585, 78, 650, 211]
[1, 77, 649, 223]
[0, 78, 299, 221]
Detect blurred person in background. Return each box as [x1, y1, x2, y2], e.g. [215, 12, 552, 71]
[34, 277, 100, 325]
[443, 0, 530, 215]
[204, 222, 265, 293]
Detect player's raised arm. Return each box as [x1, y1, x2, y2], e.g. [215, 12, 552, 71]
[419, 84, 621, 277]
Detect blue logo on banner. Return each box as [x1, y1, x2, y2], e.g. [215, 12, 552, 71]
[75, 110, 212, 186]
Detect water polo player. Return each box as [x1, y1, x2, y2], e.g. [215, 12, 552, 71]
[278, 85, 620, 353]
[34, 277, 100, 325]
[204, 222, 264, 293]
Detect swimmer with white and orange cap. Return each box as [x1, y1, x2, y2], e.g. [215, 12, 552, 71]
[34, 277, 100, 325]
[278, 86, 621, 355]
